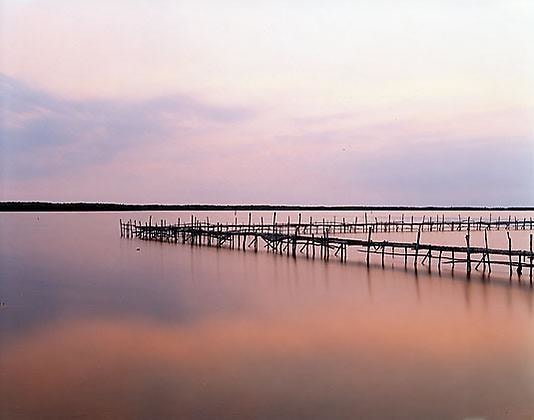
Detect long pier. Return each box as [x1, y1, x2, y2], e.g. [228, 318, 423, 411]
[126, 213, 531, 235]
[120, 215, 534, 284]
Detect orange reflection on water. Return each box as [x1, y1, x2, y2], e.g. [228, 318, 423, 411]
[2, 303, 534, 419]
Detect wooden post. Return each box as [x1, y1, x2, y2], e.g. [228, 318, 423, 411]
[286, 216, 291, 257]
[484, 229, 491, 274]
[530, 234, 533, 284]
[366, 227, 373, 267]
[414, 229, 421, 268]
[326, 230, 330, 261]
[465, 231, 471, 277]
[507, 232, 513, 278]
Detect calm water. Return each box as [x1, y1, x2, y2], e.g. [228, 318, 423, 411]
[1, 212, 534, 419]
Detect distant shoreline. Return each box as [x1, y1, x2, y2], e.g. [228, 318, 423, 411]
[1, 202, 533, 212]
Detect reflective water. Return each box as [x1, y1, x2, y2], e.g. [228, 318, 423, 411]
[1, 212, 533, 419]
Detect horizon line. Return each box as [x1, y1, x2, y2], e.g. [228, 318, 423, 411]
[1, 201, 533, 212]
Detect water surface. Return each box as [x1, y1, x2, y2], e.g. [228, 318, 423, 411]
[1, 212, 534, 419]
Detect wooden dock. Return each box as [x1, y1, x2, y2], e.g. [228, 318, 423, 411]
[120, 214, 534, 283]
[129, 213, 529, 234]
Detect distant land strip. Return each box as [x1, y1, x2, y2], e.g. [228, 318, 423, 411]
[1, 202, 533, 212]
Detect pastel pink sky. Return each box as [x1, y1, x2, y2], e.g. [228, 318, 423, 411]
[1, 0, 533, 205]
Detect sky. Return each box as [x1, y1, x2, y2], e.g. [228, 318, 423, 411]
[1, 0, 533, 205]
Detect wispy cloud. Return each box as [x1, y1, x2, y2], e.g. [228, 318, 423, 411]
[0, 74, 255, 180]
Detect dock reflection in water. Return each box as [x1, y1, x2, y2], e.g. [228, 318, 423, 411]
[1, 212, 534, 419]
